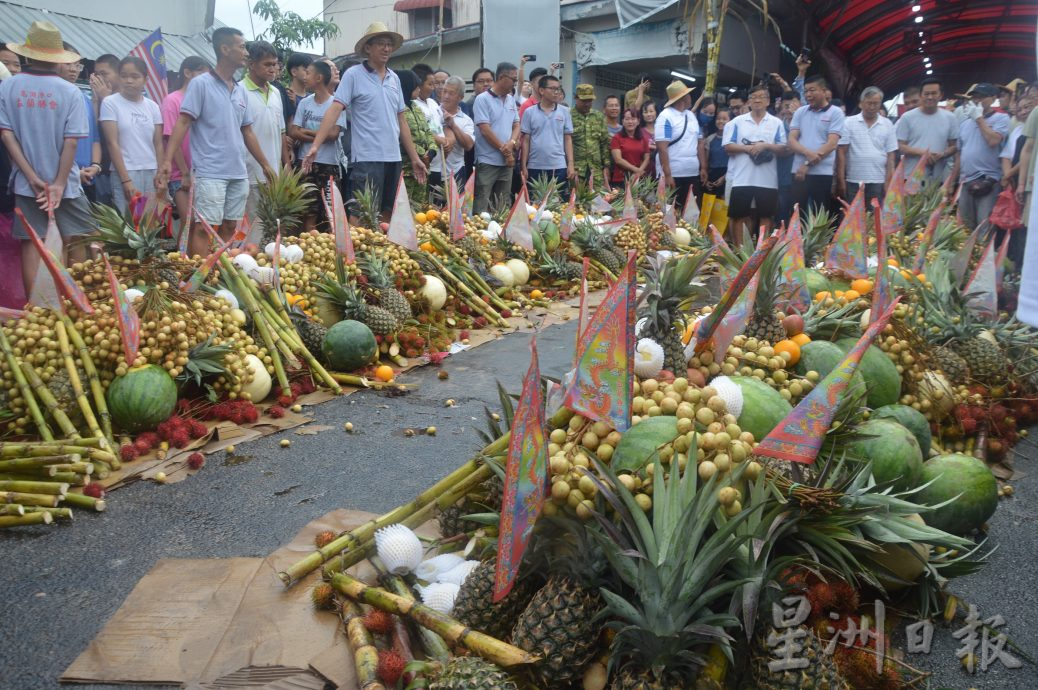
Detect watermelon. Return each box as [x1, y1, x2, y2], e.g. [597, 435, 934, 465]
[804, 268, 831, 296]
[795, 340, 866, 395]
[915, 454, 998, 534]
[835, 338, 902, 409]
[613, 416, 679, 472]
[106, 364, 178, 432]
[322, 320, 377, 371]
[873, 404, 932, 457]
[845, 418, 923, 492]
[725, 376, 793, 441]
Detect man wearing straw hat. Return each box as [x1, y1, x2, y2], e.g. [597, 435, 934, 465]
[302, 22, 428, 223]
[0, 20, 95, 296]
[655, 79, 706, 212]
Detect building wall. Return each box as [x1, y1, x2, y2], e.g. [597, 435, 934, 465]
[29, 0, 213, 35]
[325, 0, 480, 59]
[389, 40, 480, 81]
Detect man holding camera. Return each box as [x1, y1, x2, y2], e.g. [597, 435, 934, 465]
[723, 84, 787, 238]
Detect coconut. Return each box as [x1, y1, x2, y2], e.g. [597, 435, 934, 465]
[505, 258, 530, 285]
[232, 254, 259, 273]
[420, 274, 447, 310]
[375, 524, 423, 575]
[480, 211, 492, 221]
[123, 288, 145, 302]
[483, 220, 503, 239]
[264, 242, 283, 258]
[243, 354, 271, 401]
[282, 244, 304, 263]
[489, 263, 515, 287]
[634, 339, 665, 379]
[214, 289, 239, 309]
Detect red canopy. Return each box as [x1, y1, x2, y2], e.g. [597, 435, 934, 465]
[393, 0, 450, 11]
[804, 0, 1037, 94]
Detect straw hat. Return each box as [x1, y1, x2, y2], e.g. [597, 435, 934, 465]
[354, 22, 403, 56]
[8, 20, 80, 64]
[664, 79, 694, 107]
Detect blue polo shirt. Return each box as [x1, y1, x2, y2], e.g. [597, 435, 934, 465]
[790, 103, 845, 176]
[521, 103, 573, 170]
[473, 89, 519, 166]
[180, 71, 253, 180]
[334, 62, 405, 163]
[75, 90, 99, 173]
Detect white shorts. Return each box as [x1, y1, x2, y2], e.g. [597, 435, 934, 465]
[195, 177, 249, 225]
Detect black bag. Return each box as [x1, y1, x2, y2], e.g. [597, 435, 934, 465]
[967, 176, 997, 197]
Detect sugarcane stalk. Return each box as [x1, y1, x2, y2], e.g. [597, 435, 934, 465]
[259, 294, 342, 394]
[0, 326, 52, 440]
[459, 264, 512, 313]
[423, 254, 505, 325]
[23, 506, 73, 520]
[50, 462, 93, 475]
[56, 321, 106, 446]
[0, 462, 58, 476]
[59, 314, 113, 445]
[588, 258, 617, 282]
[0, 512, 52, 527]
[63, 492, 106, 511]
[0, 456, 78, 472]
[341, 601, 387, 690]
[0, 491, 61, 507]
[220, 258, 291, 396]
[382, 574, 450, 663]
[0, 480, 68, 495]
[21, 361, 80, 439]
[0, 504, 25, 516]
[91, 462, 110, 479]
[0, 471, 80, 484]
[331, 573, 537, 668]
[0, 443, 116, 465]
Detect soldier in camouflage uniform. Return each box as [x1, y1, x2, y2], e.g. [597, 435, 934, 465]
[570, 84, 612, 188]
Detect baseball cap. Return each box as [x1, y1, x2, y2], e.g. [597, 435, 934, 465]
[574, 83, 596, 100]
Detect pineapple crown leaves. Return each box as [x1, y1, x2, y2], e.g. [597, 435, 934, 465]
[92, 203, 167, 261]
[256, 167, 317, 234]
[639, 251, 713, 330]
[352, 179, 382, 231]
[176, 334, 232, 388]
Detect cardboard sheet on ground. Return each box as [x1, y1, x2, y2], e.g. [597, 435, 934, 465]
[63, 509, 439, 688]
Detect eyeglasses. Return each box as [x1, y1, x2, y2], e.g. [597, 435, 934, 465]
[369, 39, 396, 48]
[542, 86, 562, 92]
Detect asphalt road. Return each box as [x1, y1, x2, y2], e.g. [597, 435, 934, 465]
[4, 318, 1036, 689]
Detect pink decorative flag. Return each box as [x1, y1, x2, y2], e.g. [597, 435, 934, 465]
[449, 174, 467, 241]
[323, 177, 356, 263]
[779, 206, 810, 311]
[912, 202, 947, 273]
[622, 180, 638, 221]
[964, 236, 997, 320]
[564, 251, 636, 431]
[995, 231, 1011, 286]
[494, 336, 547, 602]
[504, 187, 534, 251]
[559, 190, 577, 240]
[18, 208, 93, 314]
[656, 175, 667, 206]
[193, 211, 221, 247]
[880, 158, 906, 236]
[694, 234, 778, 353]
[386, 174, 419, 251]
[231, 216, 250, 248]
[462, 171, 475, 217]
[101, 253, 140, 364]
[0, 307, 25, 321]
[712, 272, 760, 356]
[950, 226, 981, 284]
[756, 299, 900, 464]
[181, 239, 231, 293]
[870, 199, 892, 326]
[683, 186, 700, 225]
[179, 185, 194, 256]
[709, 224, 730, 253]
[577, 256, 591, 347]
[904, 151, 928, 195]
[824, 187, 868, 278]
[272, 224, 283, 295]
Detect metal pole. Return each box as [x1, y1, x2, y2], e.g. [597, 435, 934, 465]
[245, 0, 257, 39]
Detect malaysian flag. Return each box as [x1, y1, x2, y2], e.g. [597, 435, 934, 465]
[129, 28, 168, 104]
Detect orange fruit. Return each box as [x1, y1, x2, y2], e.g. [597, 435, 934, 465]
[915, 273, 926, 283]
[374, 365, 394, 382]
[774, 339, 801, 366]
[791, 332, 811, 346]
[414, 212, 428, 224]
[843, 289, 861, 301]
[426, 208, 441, 221]
[814, 291, 831, 302]
[682, 318, 701, 345]
[834, 290, 845, 298]
[900, 269, 913, 280]
[529, 289, 544, 299]
[850, 278, 874, 295]
[887, 257, 900, 267]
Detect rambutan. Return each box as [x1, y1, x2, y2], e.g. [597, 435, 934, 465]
[136, 431, 160, 448]
[299, 377, 316, 394]
[277, 394, 295, 407]
[187, 453, 205, 470]
[134, 439, 152, 454]
[377, 650, 406, 686]
[187, 419, 208, 439]
[990, 405, 1009, 423]
[500, 309, 512, 318]
[169, 430, 190, 449]
[362, 609, 394, 635]
[242, 406, 258, 423]
[268, 405, 286, 419]
[459, 330, 470, 340]
[311, 582, 336, 610]
[961, 417, 978, 435]
[827, 579, 860, 613]
[119, 444, 139, 462]
[458, 304, 471, 315]
[314, 530, 336, 548]
[83, 483, 105, 499]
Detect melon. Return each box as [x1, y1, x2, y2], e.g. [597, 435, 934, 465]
[712, 376, 793, 441]
[866, 513, 930, 591]
[915, 454, 998, 534]
[835, 338, 902, 409]
[321, 320, 377, 371]
[613, 416, 679, 473]
[795, 340, 866, 395]
[243, 354, 271, 402]
[420, 275, 447, 311]
[873, 404, 932, 457]
[845, 418, 923, 492]
[505, 258, 530, 286]
[106, 364, 178, 432]
[489, 264, 515, 287]
[672, 227, 692, 246]
[804, 268, 831, 296]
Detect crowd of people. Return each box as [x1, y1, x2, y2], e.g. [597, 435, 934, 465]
[0, 17, 1035, 311]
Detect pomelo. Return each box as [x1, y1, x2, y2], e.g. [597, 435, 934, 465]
[835, 338, 902, 409]
[873, 404, 932, 457]
[845, 418, 923, 492]
[915, 454, 998, 534]
[321, 320, 377, 371]
[612, 416, 679, 473]
[106, 364, 178, 432]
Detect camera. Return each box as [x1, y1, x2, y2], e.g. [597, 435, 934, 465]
[522, 54, 537, 62]
[551, 62, 564, 70]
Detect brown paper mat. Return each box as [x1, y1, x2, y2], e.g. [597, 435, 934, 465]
[64, 509, 443, 688]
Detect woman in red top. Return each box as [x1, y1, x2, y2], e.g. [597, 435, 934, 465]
[610, 108, 650, 187]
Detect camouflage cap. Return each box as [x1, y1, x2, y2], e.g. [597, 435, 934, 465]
[574, 83, 596, 100]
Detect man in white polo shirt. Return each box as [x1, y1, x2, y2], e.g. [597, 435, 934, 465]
[161, 27, 276, 257]
[242, 40, 289, 242]
[789, 74, 845, 214]
[520, 75, 574, 199]
[301, 22, 427, 223]
[836, 86, 897, 207]
[723, 84, 787, 238]
[655, 80, 705, 212]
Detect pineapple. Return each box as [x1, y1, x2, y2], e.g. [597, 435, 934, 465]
[932, 344, 970, 384]
[639, 252, 711, 373]
[93, 204, 180, 286]
[352, 180, 381, 231]
[750, 627, 849, 690]
[744, 243, 790, 345]
[511, 518, 609, 687]
[451, 557, 540, 641]
[359, 253, 413, 324]
[255, 167, 316, 244]
[801, 205, 836, 266]
[175, 335, 232, 393]
[289, 307, 328, 362]
[428, 657, 519, 690]
[537, 251, 582, 282]
[314, 274, 399, 336]
[569, 222, 622, 274]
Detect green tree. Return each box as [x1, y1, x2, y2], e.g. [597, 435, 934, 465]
[252, 0, 340, 56]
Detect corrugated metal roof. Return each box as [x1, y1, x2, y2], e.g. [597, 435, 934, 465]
[0, 2, 216, 70]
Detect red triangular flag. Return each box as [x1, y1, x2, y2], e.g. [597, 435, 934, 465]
[693, 235, 776, 352]
[18, 208, 93, 314]
[904, 150, 928, 195]
[870, 198, 892, 326]
[504, 187, 534, 251]
[779, 207, 810, 312]
[178, 184, 194, 256]
[622, 180, 638, 221]
[387, 174, 418, 251]
[682, 186, 700, 225]
[560, 190, 577, 240]
[462, 171, 475, 217]
[824, 187, 868, 278]
[880, 159, 906, 236]
[323, 177, 356, 263]
[995, 231, 1012, 286]
[101, 253, 140, 365]
[231, 215, 250, 248]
